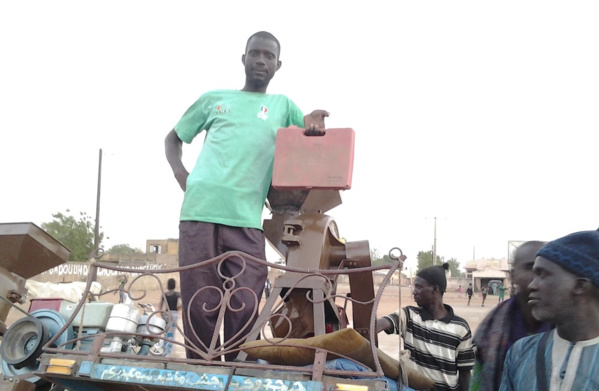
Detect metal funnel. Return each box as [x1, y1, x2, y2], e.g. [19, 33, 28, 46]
[0, 222, 70, 334]
[0, 222, 70, 279]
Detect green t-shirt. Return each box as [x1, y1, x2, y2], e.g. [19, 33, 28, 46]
[174, 89, 305, 229]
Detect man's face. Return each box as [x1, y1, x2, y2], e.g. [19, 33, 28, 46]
[511, 243, 543, 300]
[528, 256, 577, 323]
[242, 37, 281, 90]
[412, 276, 436, 307]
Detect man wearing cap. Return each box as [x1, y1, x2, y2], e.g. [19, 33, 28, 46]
[377, 263, 475, 391]
[499, 230, 599, 391]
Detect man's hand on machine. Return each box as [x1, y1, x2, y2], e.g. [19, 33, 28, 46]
[303, 110, 329, 136]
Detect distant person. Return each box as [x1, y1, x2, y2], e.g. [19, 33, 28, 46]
[458, 285, 463, 298]
[466, 283, 474, 305]
[160, 278, 182, 356]
[497, 282, 506, 303]
[481, 286, 487, 307]
[500, 230, 599, 390]
[117, 275, 128, 303]
[377, 263, 475, 391]
[470, 241, 551, 391]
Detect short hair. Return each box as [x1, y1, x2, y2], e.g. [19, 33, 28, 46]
[167, 278, 176, 290]
[246, 31, 281, 58]
[511, 240, 546, 265]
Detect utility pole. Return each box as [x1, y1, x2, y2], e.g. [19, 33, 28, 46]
[93, 148, 102, 254]
[472, 246, 476, 287]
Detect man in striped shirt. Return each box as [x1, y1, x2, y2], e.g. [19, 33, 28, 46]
[499, 230, 599, 391]
[378, 263, 475, 391]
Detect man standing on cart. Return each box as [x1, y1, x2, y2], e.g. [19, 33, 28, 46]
[165, 31, 328, 361]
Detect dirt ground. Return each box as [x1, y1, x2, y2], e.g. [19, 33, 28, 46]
[4, 282, 496, 364]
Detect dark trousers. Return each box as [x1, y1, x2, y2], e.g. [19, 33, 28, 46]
[178, 221, 267, 361]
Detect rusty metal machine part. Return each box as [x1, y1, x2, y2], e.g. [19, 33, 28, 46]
[264, 188, 343, 259]
[263, 188, 376, 343]
[0, 266, 26, 335]
[343, 240, 376, 341]
[0, 223, 71, 390]
[0, 222, 70, 279]
[0, 223, 70, 335]
[389, 246, 407, 262]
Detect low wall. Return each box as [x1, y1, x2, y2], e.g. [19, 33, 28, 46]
[31, 257, 180, 293]
[31, 258, 398, 297]
[446, 277, 473, 294]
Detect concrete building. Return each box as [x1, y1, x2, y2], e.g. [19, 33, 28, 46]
[146, 238, 179, 255]
[464, 258, 510, 293]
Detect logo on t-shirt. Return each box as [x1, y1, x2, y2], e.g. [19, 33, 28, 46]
[216, 104, 230, 114]
[257, 105, 268, 120]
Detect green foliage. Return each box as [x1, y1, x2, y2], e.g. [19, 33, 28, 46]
[447, 258, 465, 277]
[41, 210, 102, 262]
[370, 247, 397, 267]
[416, 250, 437, 274]
[370, 248, 381, 262]
[416, 251, 465, 277]
[372, 255, 395, 267]
[107, 244, 144, 255]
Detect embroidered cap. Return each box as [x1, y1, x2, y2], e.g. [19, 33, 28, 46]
[537, 230, 599, 287]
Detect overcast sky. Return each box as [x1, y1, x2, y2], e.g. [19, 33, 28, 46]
[1, 1, 598, 270]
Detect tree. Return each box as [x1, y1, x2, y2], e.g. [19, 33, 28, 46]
[370, 247, 396, 267]
[373, 254, 395, 267]
[447, 258, 465, 277]
[41, 210, 103, 262]
[416, 250, 442, 273]
[416, 251, 465, 277]
[107, 244, 144, 255]
[370, 248, 382, 263]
